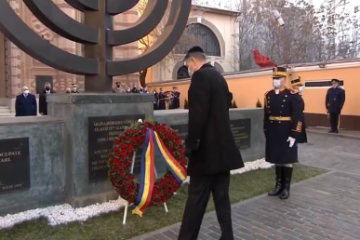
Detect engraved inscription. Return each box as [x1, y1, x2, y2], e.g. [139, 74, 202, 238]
[230, 119, 251, 149]
[0, 138, 30, 194]
[88, 115, 145, 182]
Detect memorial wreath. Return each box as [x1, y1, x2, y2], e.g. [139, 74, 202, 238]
[108, 120, 187, 216]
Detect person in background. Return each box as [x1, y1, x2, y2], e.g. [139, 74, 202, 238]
[153, 88, 159, 110]
[65, 87, 71, 93]
[15, 86, 37, 117]
[325, 78, 345, 133]
[178, 46, 244, 240]
[264, 67, 303, 200]
[171, 86, 180, 109]
[158, 87, 166, 110]
[291, 77, 307, 143]
[126, 86, 131, 93]
[139, 87, 143, 93]
[39, 82, 55, 115]
[143, 87, 149, 93]
[71, 84, 80, 93]
[131, 84, 139, 93]
[113, 82, 122, 93]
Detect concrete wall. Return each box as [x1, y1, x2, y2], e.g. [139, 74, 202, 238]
[154, 108, 265, 162]
[0, 116, 65, 215]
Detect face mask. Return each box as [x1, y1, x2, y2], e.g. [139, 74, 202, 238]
[45, 87, 50, 91]
[23, 90, 29, 95]
[273, 80, 282, 89]
[298, 87, 303, 93]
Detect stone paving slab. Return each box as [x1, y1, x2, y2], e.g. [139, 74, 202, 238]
[130, 133, 360, 240]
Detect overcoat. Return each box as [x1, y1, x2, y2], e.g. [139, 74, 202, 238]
[15, 93, 37, 117]
[297, 96, 307, 143]
[39, 89, 55, 115]
[325, 87, 345, 114]
[171, 91, 180, 109]
[185, 64, 244, 176]
[158, 92, 166, 110]
[263, 88, 303, 164]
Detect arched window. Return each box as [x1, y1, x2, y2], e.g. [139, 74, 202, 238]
[177, 65, 190, 79]
[175, 23, 221, 56]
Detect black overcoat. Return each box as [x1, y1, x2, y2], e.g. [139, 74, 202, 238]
[325, 87, 345, 114]
[297, 96, 307, 143]
[263, 88, 303, 164]
[171, 92, 180, 109]
[185, 64, 244, 176]
[15, 93, 37, 117]
[39, 90, 55, 115]
[158, 92, 166, 110]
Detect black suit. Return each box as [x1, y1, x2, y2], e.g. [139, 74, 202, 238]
[178, 64, 244, 240]
[39, 89, 55, 115]
[326, 87, 345, 132]
[15, 93, 37, 117]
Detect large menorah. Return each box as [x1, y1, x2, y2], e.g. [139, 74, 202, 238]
[0, 0, 191, 92]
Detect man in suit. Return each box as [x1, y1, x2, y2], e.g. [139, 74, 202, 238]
[325, 79, 345, 133]
[178, 46, 244, 240]
[15, 86, 37, 117]
[39, 82, 55, 115]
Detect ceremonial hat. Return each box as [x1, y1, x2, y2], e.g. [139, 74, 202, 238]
[291, 77, 302, 87]
[331, 78, 340, 83]
[184, 46, 205, 60]
[272, 66, 287, 78]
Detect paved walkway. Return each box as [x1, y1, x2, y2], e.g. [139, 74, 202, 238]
[130, 133, 360, 240]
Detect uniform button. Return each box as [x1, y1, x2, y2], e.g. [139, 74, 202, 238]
[280, 111, 282, 113]
[281, 105, 284, 107]
[279, 121, 281, 123]
[270, 121, 273, 123]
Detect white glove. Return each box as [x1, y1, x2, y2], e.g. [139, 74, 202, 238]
[287, 137, 296, 148]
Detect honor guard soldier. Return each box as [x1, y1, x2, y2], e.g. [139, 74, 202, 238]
[264, 67, 303, 200]
[291, 78, 307, 143]
[325, 79, 345, 133]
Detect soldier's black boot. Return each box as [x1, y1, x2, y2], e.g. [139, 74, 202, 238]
[268, 165, 283, 196]
[279, 167, 293, 200]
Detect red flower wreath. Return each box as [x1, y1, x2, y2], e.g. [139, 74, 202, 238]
[108, 121, 187, 206]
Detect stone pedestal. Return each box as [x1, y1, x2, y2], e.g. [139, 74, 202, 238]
[46, 93, 154, 208]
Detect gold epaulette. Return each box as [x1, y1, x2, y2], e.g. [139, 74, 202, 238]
[264, 90, 272, 96]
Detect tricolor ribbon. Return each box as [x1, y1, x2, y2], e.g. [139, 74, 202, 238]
[132, 129, 186, 216]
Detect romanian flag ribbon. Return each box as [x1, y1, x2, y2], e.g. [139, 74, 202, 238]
[132, 128, 187, 216]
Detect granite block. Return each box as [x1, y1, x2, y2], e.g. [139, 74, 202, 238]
[0, 116, 65, 215]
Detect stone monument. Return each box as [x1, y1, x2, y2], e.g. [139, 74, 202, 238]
[0, 0, 192, 210]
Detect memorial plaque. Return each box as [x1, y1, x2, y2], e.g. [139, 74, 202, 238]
[0, 138, 30, 194]
[88, 114, 144, 182]
[170, 124, 188, 140]
[230, 119, 251, 149]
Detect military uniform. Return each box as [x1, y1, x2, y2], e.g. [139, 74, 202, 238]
[291, 78, 307, 143]
[158, 89, 166, 110]
[264, 67, 303, 200]
[71, 84, 80, 93]
[326, 79, 345, 133]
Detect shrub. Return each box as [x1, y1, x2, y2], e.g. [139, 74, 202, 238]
[184, 99, 189, 109]
[256, 99, 262, 108]
[232, 101, 238, 108]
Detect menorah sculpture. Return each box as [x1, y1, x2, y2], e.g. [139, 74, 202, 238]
[0, 0, 191, 92]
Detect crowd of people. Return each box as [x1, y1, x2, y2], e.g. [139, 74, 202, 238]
[14, 82, 181, 117]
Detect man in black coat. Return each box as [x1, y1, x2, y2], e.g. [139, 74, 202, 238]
[178, 46, 244, 240]
[325, 79, 345, 133]
[15, 86, 37, 117]
[291, 78, 307, 143]
[39, 82, 55, 115]
[264, 67, 303, 200]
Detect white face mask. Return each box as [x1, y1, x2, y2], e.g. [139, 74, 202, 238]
[273, 80, 282, 89]
[23, 90, 29, 95]
[298, 86, 303, 93]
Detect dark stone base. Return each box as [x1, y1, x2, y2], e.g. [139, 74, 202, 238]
[305, 113, 360, 130]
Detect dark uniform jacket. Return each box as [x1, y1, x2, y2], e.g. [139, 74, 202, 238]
[15, 93, 37, 117]
[171, 91, 180, 109]
[263, 88, 303, 164]
[325, 87, 345, 114]
[297, 96, 307, 143]
[185, 64, 244, 176]
[39, 89, 55, 115]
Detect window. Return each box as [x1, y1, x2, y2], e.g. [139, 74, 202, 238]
[304, 80, 344, 88]
[174, 23, 221, 56]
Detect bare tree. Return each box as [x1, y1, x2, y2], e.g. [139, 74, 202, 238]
[137, 0, 202, 86]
